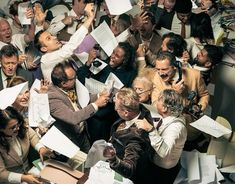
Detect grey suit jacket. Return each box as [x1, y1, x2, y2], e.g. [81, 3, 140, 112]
[0, 66, 34, 90]
[48, 84, 97, 140]
[0, 127, 40, 183]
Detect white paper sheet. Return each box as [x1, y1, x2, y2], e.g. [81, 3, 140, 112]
[18, 2, 31, 25]
[40, 126, 80, 158]
[85, 78, 107, 94]
[75, 52, 89, 64]
[28, 79, 55, 127]
[219, 165, 235, 173]
[116, 29, 130, 43]
[198, 153, 217, 184]
[105, 73, 124, 89]
[75, 79, 90, 108]
[105, 0, 132, 15]
[91, 22, 118, 56]
[190, 115, 232, 138]
[0, 82, 28, 110]
[89, 59, 108, 75]
[185, 151, 200, 183]
[85, 161, 133, 184]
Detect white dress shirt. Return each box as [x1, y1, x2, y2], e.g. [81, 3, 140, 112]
[171, 14, 191, 39]
[149, 116, 187, 169]
[40, 25, 88, 81]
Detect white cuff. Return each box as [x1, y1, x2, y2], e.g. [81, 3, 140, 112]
[35, 142, 45, 152]
[91, 103, 98, 111]
[8, 172, 22, 183]
[149, 130, 162, 146]
[136, 57, 145, 61]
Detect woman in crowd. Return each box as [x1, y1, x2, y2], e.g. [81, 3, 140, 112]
[0, 106, 51, 184]
[132, 76, 153, 104]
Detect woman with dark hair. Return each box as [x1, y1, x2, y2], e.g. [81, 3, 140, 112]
[77, 42, 137, 143]
[186, 12, 215, 59]
[0, 106, 51, 184]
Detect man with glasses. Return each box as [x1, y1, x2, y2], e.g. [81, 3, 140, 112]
[48, 60, 110, 153]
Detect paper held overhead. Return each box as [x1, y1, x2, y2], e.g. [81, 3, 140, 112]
[190, 115, 232, 138]
[105, 0, 132, 15]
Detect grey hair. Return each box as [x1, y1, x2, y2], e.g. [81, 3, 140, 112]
[159, 89, 184, 116]
[116, 88, 140, 112]
[132, 76, 153, 91]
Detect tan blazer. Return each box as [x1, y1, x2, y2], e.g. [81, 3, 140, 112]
[151, 68, 209, 111]
[0, 127, 40, 183]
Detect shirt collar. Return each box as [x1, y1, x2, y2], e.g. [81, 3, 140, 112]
[193, 65, 210, 71]
[125, 113, 141, 129]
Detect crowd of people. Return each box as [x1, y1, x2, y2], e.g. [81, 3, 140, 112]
[0, 0, 234, 183]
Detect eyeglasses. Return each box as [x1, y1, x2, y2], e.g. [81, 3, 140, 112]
[134, 88, 152, 95]
[9, 122, 20, 131]
[67, 76, 77, 81]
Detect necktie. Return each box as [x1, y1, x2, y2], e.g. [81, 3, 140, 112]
[67, 89, 77, 103]
[6, 77, 12, 87]
[181, 23, 186, 39]
[153, 118, 163, 130]
[117, 122, 126, 131]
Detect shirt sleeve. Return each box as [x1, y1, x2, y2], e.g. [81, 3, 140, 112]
[8, 172, 22, 184]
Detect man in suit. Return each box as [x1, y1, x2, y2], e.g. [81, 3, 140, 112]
[151, 51, 209, 141]
[48, 61, 109, 153]
[103, 88, 156, 184]
[128, 11, 162, 67]
[0, 44, 34, 90]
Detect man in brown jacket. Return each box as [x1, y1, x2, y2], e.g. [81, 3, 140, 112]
[151, 51, 209, 142]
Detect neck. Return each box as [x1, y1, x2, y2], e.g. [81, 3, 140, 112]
[126, 111, 140, 121]
[141, 32, 153, 40]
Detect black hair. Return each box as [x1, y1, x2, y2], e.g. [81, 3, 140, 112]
[34, 30, 44, 52]
[0, 44, 18, 59]
[174, 0, 192, 13]
[162, 32, 187, 57]
[191, 13, 214, 43]
[118, 42, 136, 70]
[156, 51, 176, 66]
[204, 44, 223, 66]
[51, 60, 74, 87]
[0, 106, 27, 152]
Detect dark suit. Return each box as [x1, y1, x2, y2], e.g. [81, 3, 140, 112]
[109, 105, 156, 184]
[47, 84, 98, 153]
[0, 66, 34, 90]
[77, 64, 137, 143]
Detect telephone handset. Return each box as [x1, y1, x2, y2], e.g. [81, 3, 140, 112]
[174, 60, 182, 83]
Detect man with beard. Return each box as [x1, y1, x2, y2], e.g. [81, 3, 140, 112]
[151, 51, 209, 144]
[192, 44, 223, 85]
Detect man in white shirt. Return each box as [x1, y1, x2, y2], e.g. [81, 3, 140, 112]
[47, 0, 89, 39]
[135, 89, 187, 183]
[34, 3, 94, 81]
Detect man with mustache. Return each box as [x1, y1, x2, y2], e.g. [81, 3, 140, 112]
[151, 51, 209, 145]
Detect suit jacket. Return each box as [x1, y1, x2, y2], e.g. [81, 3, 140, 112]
[151, 68, 209, 111]
[128, 31, 162, 67]
[109, 105, 156, 184]
[0, 66, 34, 90]
[0, 127, 39, 183]
[48, 84, 97, 142]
